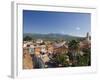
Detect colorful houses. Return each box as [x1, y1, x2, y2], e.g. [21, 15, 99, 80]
[23, 32, 91, 69]
[47, 44, 54, 54]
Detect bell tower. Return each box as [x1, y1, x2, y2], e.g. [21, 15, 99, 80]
[86, 32, 90, 41]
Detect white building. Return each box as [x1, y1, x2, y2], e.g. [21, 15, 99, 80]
[36, 39, 43, 44]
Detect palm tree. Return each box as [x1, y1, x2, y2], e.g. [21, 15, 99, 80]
[68, 40, 79, 66]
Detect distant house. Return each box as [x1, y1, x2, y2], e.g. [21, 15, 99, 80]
[29, 45, 35, 55]
[79, 40, 91, 49]
[54, 45, 68, 54]
[47, 44, 54, 54]
[34, 44, 47, 55]
[40, 45, 47, 53]
[23, 41, 33, 48]
[23, 43, 27, 48]
[53, 42, 68, 54]
[34, 46, 41, 55]
[79, 32, 91, 49]
[36, 39, 43, 44]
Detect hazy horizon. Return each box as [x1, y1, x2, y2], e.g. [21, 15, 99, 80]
[23, 32, 91, 37]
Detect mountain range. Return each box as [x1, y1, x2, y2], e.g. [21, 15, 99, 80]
[23, 33, 85, 41]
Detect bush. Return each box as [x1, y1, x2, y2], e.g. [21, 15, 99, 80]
[78, 48, 91, 66]
[53, 53, 69, 67]
[23, 36, 32, 41]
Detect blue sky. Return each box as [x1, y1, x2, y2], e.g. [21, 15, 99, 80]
[23, 10, 91, 37]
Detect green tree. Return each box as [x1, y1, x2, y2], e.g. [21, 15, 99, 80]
[79, 48, 91, 66]
[53, 53, 69, 67]
[68, 40, 79, 51]
[68, 40, 79, 66]
[23, 36, 32, 41]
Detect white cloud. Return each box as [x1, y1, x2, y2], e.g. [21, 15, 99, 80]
[76, 27, 80, 30]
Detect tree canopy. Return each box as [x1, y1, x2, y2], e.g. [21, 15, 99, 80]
[23, 36, 32, 41]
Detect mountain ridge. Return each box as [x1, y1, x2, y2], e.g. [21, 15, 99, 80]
[23, 33, 85, 41]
